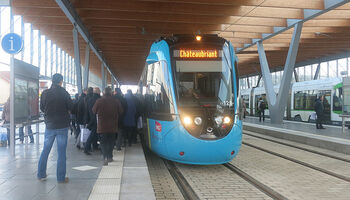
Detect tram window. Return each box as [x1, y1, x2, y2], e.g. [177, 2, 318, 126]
[145, 61, 175, 114]
[294, 91, 306, 110]
[333, 88, 342, 113]
[305, 91, 317, 110]
[294, 90, 317, 110]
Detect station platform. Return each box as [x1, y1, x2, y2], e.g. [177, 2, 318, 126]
[0, 126, 155, 200]
[243, 117, 350, 154]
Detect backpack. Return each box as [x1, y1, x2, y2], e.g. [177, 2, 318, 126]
[259, 101, 266, 110]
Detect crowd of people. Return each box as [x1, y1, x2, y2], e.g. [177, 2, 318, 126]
[36, 73, 141, 183]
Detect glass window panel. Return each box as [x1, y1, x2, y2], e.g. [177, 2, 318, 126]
[305, 65, 312, 81]
[338, 58, 347, 77]
[329, 60, 337, 78]
[33, 30, 39, 67]
[320, 62, 328, 79]
[40, 36, 45, 75]
[47, 40, 52, 77]
[23, 23, 31, 63]
[298, 67, 305, 82]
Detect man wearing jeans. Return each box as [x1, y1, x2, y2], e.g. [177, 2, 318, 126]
[37, 73, 73, 183]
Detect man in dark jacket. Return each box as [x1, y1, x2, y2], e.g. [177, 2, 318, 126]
[76, 89, 88, 129]
[315, 95, 325, 129]
[84, 87, 101, 154]
[114, 88, 127, 150]
[123, 90, 138, 146]
[37, 73, 73, 183]
[70, 93, 80, 139]
[93, 87, 123, 165]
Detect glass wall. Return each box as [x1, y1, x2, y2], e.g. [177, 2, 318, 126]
[240, 56, 350, 90]
[0, 6, 104, 94]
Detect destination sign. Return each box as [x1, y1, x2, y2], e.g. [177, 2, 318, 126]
[177, 49, 218, 58]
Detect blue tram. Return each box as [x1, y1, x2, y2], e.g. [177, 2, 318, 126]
[137, 34, 242, 165]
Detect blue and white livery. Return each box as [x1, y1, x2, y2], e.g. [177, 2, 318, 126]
[137, 35, 242, 165]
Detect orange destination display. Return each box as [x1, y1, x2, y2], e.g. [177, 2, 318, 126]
[179, 49, 218, 58]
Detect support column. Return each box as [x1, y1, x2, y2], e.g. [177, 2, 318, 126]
[73, 27, 83, 94]
[21, 17, 24, 60]
[9, 6, 15, 156]
[258, 22, 303, 124]
[313, 63, 321, 80]
[63, 53, 67, 88]
[101, 63, 106, 90]
[111, 76, 115, 90]
[44, 39, 47, 77]
[294, 69, 299, 82]
[256, 75, 262, 87]
[38, 31, 41, 71]
[30, 25, 33, 65]
[83, 44, 90, 89]
[50, 42, 53, 77]
[55, 46, 58, 74]
[257, 41, 276, 106]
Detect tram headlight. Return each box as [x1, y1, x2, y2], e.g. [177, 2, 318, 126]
[183, 116, 192, 125]
[194, 117, 202, 125]
[223, 116, 231, 124]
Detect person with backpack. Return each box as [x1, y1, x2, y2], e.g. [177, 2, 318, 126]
[258, 97, 266, 122]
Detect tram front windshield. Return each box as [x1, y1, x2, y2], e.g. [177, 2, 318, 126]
[175, 57, 233, 110]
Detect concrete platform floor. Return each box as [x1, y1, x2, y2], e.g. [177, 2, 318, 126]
[244, 116, 350, 140]
[0, 133, 104, 200]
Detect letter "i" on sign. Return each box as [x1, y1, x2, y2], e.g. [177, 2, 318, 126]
[9, 36, 14, 51]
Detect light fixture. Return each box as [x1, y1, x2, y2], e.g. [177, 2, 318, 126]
[195, 35, 202, 41]
[183, 116, 192, 125]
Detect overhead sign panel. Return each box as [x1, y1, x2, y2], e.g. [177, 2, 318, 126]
[174, 49, 220, 59]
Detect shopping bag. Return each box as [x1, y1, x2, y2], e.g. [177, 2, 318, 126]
[310, 112, 317, 120]
[80, 128, 91, 143]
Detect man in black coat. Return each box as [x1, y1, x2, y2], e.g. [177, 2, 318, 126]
[114, 88, 127, 150]
[314, 95, 325, 129]
[84, 87, 101, 154]
[38, 73, 73, 183]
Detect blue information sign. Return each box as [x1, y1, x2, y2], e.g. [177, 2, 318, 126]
[1, 33, 23, 54]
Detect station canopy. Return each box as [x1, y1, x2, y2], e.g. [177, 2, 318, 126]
[12, 0, 350, 84]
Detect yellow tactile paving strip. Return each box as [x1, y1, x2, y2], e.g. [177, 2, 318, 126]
[88, 150, 125, 200]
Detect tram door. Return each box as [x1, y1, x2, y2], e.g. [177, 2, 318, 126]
[322, 90, 332, 122]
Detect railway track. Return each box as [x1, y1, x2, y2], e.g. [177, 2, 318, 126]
[243, 130, 350, 163]
[144, 131, 350, 200]
[223, 163, 287, 200]
[242, 131, 350, 183]
[163, 160, 200, 200]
